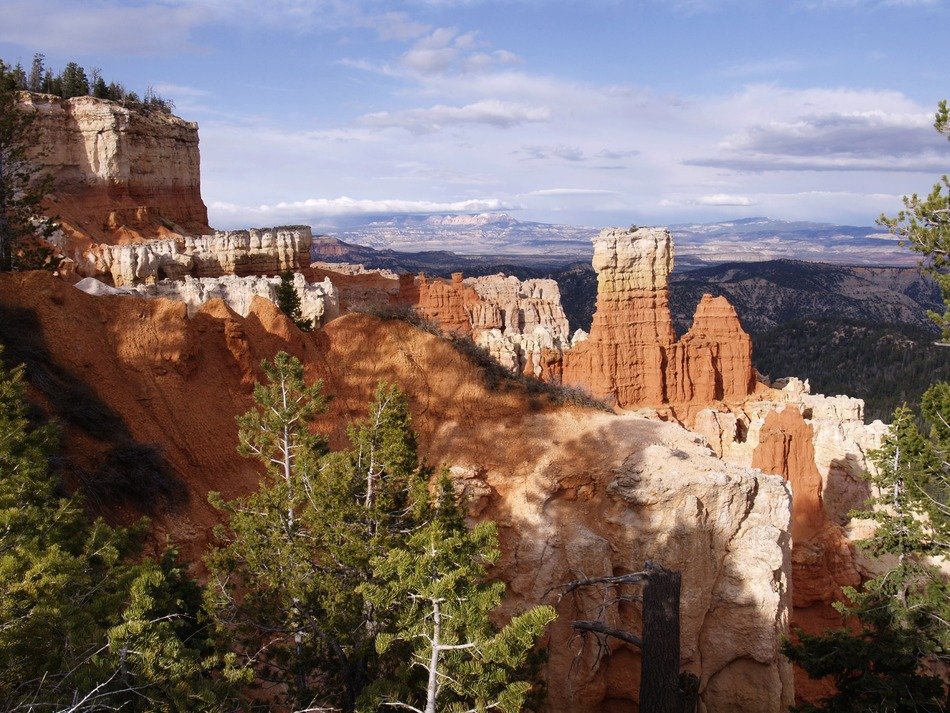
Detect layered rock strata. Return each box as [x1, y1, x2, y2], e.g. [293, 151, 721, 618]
[405, 272, 573, 378]
[20, 93, 211, 244]
[562, 227, 755, 411]
[75, 273, 339, 326]
[82, 226, 312, 287]
[0, 271, 795, 712]
[694, 379, 887, 526]
[465, 275, 571, 378]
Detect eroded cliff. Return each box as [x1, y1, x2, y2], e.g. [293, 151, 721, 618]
[21, 93, 211, 247]
[0, 271, 794, 713]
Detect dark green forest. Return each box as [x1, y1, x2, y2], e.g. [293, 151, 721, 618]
[0, 52, 174, 112]
[753, 318, 950, 422]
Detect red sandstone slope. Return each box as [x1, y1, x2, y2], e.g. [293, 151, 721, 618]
[0, 271, 550, 552]
[0, 271, 794, 713]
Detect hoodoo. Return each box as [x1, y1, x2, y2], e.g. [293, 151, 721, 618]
[562, 227, 756, 412]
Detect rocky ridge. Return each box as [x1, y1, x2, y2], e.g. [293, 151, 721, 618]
[0, 271, 794, 712]
[82, 226, 312, 286]
[21, 93, 211, 247]
[75, 273, 339, 326]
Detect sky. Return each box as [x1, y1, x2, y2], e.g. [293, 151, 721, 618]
[1, 0, 948, 231]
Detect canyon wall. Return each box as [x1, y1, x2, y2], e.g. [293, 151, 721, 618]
[75, 273, 339, 326]
[0, 271, 793, 712]
[81, 226, 313, 286]
[406, 272, 573, 378]
[561, 227, 755, 412]
[20, 93, 211, 246]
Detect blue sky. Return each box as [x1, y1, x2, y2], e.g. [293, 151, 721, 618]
[1, 0, 948, 230]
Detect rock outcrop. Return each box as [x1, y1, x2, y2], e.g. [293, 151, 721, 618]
[562, 227, 756, 412]
[81, 226, 312, 286]
[21, 93, 211, 246]
[403, 272, 572, 378]
[75, 273, 339, 326]
[465, 275, 571, 378]
[0, 270, 796, 713]
[694, 379, 887, 526]
[464, 412, 794, 713]
[692, 379, 887, 703]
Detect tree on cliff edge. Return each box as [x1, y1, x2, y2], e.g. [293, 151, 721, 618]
[785, 101, 950, 712]
[878, 99, 950, 342]
[0, 61, 58, 272]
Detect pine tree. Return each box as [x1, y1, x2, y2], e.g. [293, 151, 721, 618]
[878, 100, 950, 341]
[307, 382, 431, 711]
[360, 479, 556, 713]
[204, 351, 331, 708]
[275, 271, 313, 331]
[0, 346, 224, 710]
[27, 53, 43, 93]
[0, 63, 59, 272]
[59, 62, 89, 99]
[206, 371, 438, 712]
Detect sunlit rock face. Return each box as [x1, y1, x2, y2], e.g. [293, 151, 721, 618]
[21, 93, 210, 243]
[75, 272, 339, 327]
[562, 227, 755, 411]
[81, 227, 313, 287]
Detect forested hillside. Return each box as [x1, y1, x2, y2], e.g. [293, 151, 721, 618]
[753, 319, 949, 421]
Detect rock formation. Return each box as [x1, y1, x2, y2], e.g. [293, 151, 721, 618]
[81, 226, 313, 286]
[20, 93, 211, 246]
[0, 270, 795, 713]
[464, 275, 571, 378]
[562, 227, 756, 412]
[401, 272, 573, 377]
[413, 272, 479, 334]
[75, 273, 339, 326]
[692, 379, 888, 703]
[693, 379, 887, 526]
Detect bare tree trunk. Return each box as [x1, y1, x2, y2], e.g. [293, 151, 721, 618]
[425, 598, 441, 713]
[639, 562, 682, 713]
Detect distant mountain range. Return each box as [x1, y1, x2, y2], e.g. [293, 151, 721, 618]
[328, 214, 915, 267]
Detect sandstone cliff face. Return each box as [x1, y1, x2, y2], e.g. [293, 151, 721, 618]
[562, 228, 756, 412]
[75, 273, 339, 326]
[21, 93, 211, 245]
[465, 275, 571, 378]
[81, 226, 312, 286]
[405, 272, 572, 378]
[692, 380, 887, 703]
[0, 271, 795, 713]
[694, 379, 886, 527]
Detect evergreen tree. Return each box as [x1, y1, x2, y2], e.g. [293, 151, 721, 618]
[204, 352, 331, 708]
[59, 62, 89, 99]
[879, 100, 950, 341]
[360, 479, 556, 713]
[206, 369, 438, 712]
[307, 382, 431, 711]
[0, 346, 224, 710]
[27, 53, 43, 93]
[0, 63, 59, 271]
[275, 271, 313, 331]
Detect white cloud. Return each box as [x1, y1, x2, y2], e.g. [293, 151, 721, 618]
[527, 188, 619, 197]
[210, 196, 517, 225]
[697, 194, 755, 206]
[360, 100, 550, 133]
